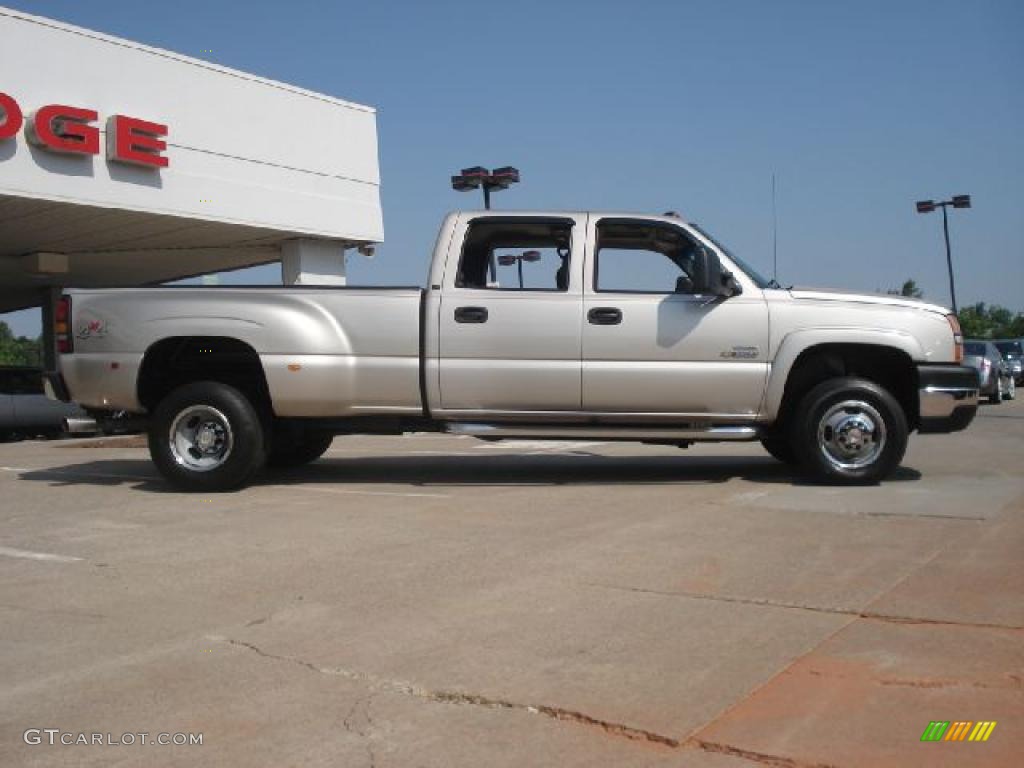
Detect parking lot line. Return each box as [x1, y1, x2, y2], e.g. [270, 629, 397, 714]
[267, 484, 451, 500]
[0, 546, 83, 563]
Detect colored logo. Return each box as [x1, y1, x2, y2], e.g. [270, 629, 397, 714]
[76, 319, 107, 340]
[921, 721, 997, 742]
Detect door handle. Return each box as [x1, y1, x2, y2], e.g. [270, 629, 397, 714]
[587, 307, 622, 325]
[454, 306, 488, 324]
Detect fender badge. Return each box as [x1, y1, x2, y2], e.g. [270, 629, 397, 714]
[76, 319, 107, 340]
[721, 346, 758, 359]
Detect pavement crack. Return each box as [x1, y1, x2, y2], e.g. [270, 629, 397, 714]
[806, 667, 1018, 691]
[429, 691, 681, 748]
[689, 739, 838, 768]
[877, 676, 1015, 690]
[342, 696, 364, 735]
[857, 611, 1024, 631]
[587, 583, 1024, 631]
[214, 635, 680, 749]
[219, 637, 325, 674]
[863, 511, 985, 521]
[225, 632, 1012, 760]
[340, 693, 376, 768]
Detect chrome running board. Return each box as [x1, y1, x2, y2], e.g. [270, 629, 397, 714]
[445, 422, 760, 442]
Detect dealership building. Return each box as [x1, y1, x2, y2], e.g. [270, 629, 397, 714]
[0, 5, 382, 344]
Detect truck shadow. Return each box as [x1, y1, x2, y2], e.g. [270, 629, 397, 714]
[13, 453, 922, 493]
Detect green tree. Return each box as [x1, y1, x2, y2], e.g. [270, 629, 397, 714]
[0, 321, 42, 366]
[958, 303, 1024, 339]
[886, 279, 924, 299]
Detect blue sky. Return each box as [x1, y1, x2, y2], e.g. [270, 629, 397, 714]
[4, 0, 1022, 335]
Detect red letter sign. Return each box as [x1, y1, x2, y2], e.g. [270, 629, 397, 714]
[26, 105, 100, 155]
[107, 115, 168, 168]
[0, 92, 23, 140]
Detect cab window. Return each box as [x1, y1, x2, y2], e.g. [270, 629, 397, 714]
[456, 218, 574, 291]
[594, 219, 702, 294]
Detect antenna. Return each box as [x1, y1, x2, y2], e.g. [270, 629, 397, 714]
[771, 173, 778, 283]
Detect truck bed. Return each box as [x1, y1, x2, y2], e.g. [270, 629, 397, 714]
[61, 286, 425, 418]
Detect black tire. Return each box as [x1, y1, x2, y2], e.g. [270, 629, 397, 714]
[267, 429, 334, 468]
[148, 381, 267, 492]
[792, 377, 908, 485]
[760, 436, 798, 465]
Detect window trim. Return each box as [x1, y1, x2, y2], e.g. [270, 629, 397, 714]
[453, 216, 577, 293]
[591, 218, 702, 296]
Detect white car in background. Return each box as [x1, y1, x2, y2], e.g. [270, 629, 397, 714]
[993, 340, 1023, 385]
[0, 366, 91, 441]
[962, 341, 1014, 404]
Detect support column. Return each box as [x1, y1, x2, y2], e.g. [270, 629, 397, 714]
[39, 285, 61, 371]
[280, 239, 347, 286]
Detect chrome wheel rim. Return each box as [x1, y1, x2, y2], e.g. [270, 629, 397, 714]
[168, 405, 234, 472]
[817, 400, 886, 471]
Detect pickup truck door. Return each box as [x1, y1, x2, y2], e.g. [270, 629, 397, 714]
[581, 216, 769, 419]
[436, 214, 586, 414]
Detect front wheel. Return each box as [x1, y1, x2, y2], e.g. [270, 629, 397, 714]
[149, 381, 267, 491]
[267, 429, 334, 468]
[792, 377, 908, 485]
[760, 436, 798, 465]
[988, 380, 1002, 405]
[1005, 377, 1016, 401]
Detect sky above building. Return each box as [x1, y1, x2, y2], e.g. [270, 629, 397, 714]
[4, 0, 1022, 335]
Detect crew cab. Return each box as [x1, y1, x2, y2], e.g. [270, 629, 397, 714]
[47, 211, 979, 490]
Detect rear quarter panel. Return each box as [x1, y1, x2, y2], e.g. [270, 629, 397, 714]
[62, 288, 423, 417]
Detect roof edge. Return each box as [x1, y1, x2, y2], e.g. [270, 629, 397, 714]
[0, 5, 376, 114]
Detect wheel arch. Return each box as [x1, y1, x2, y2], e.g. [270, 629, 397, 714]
[137, 336, 274, 417]
[767, 332, 922, 429]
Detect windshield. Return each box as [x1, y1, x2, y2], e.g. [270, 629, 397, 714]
[994, 341, 1021, 358]
[688, 223, 773, 289]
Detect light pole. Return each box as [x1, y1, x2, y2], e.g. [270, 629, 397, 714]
[915, 194, 971, 315]
[451, 166, 520, 209]
[497, 250, 541, 288]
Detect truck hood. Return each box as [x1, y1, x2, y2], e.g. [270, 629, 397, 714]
[787, 287, 950, 316]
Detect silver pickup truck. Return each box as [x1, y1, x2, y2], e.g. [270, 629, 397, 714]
[47, 211, 979, 490]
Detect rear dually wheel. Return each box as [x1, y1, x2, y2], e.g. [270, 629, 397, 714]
[149, 381, 267, 491]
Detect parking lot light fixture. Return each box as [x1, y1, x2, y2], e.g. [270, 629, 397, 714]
[915, 194, 971, 315]
[451, 166, 520, 209]
[497, 249, 539, 288]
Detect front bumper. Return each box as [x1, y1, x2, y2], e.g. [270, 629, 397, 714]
[918, 364, 979, 434]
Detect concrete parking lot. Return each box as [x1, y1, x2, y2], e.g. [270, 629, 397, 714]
[1, 400, 1022, 767]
